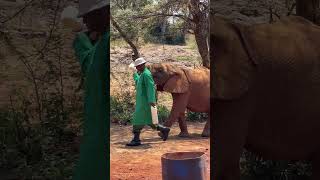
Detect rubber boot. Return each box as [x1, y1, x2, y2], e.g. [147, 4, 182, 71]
[157, 125, 170, 141]
[126, 132, 141, 146]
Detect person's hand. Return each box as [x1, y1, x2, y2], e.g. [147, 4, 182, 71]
[88, 31, 101, 41]
[129, 63, 137, 73]
[150, 103, 156, 107]
[129, 63, 135, 69]
[60, 6, 84, 32]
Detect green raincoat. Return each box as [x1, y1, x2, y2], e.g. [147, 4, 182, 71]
[132, 68, 156, 125]
[72, 31, 109, 180]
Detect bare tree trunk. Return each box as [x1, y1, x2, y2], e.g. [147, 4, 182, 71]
[110, 15, 140, 60]
[194, 26, 210, 68]
[189, 0, 210, 68]
[296, 0, 319, 23]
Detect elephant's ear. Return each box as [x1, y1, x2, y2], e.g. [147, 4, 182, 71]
[163, 73, 189, 93]
[211, 17, 255, 100]
[145, 64, 152, 70]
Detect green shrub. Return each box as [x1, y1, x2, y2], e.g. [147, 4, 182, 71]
[111, 9, 139, 42]
[186, 110, 208, 122]
[176, 55, 194, 62]
[157, 105, 170, 124]
[142, 18, 186, 45]
[240, 150, 312, 180]
[0, 93, 77, 180]
[110, 92, 135, 124]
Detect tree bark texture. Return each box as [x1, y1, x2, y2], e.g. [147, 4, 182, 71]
[296, 0, 319, 23]
[110, 15, 140, 60]
[189, 0, 210, 68]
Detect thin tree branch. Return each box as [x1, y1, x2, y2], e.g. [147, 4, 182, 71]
[0, 0, 35, 25]
[287, 3, 297, 16]
[133, 13, 187, 20]
[111, 15, 140, 60]
[38, 0, 62, 56]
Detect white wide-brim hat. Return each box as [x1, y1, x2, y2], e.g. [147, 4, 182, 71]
[129, 57, 147, 68]
[78, 0, 110, 17]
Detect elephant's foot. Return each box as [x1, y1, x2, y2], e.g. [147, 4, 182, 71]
[312, 154, 320, 180]
[201, 130, 210, 137]
[178, 131, 190, 138]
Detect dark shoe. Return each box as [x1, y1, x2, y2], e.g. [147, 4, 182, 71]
[126, 132, 141, 146]
[157, 125, 170, 141]
[126, 140, 141, 146]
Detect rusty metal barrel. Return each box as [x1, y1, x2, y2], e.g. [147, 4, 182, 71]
[161, 152, 207, 180]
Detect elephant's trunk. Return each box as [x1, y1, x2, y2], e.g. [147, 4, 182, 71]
[156, 84, 164, 92]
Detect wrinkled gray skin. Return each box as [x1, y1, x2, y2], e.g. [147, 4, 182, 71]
[148, 63, 210, 137]
[211, 15, 320, 180]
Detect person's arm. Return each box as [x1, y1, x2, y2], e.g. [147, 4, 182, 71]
[144, 73, 156, 106]
[73, 33, 94, 74]
[133, 72, 139, 86]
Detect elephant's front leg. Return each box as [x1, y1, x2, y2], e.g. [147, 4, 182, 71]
[164, 93, 189, 126]
[178, 112, 190, 137]
[158, 93, 189, 138]
[312, 153, 320, 180]
[201, 113, 210, 137]
[213, 97, 253, 180]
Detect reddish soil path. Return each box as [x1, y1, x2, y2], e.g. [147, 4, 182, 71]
[110, 122, 210, 180]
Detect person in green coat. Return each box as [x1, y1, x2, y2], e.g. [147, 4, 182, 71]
[72, 0, 109, 179]
[126, 57, 170, 146]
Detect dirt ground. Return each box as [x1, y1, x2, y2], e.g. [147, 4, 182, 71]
[110, 122, 210, 180]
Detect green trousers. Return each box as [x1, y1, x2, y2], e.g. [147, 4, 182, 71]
[133, 124, 157, 133]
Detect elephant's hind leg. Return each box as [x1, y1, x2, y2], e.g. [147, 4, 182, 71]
[213, 136, 242, 180]
[163, 93, 189, 128]
[158, 93, 189, 138]
[178, 112, 190, 137]
[312, 152, 320, 180]
[201, 113, 210, 137]
[213, 94, 254, 180]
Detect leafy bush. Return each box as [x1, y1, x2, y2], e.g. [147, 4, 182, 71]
[111, 9, 140, 43]
[0, 93, 78, 180]
[110, 92, 135, 124]
[240, 150, 312, 180]
[142, 19, 186, 45]
[186, 110, 208, 122]
[157, 105, 170, 124]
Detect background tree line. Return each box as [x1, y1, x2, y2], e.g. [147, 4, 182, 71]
[111, 0, 210, 68]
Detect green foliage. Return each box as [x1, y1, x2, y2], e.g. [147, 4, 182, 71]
[111, 0, 153, 12]
[158, 105, 208, 123]
[111, 9, 140, 42]
[141, 18, 165, 44]
[110, 92, 135, 124]
[0, 93, 78, 180]
[142, 18, 186, 45]
[111, 0, 155, 43]
[157, 105, 170, 124]
[185, 34, 198, 50]
[176, 55, 194, 61]
[111, 0, 188, 45]
[163, 20, 186, 45]
[186, 110, 208, 122]
[240, 150, 312, 180]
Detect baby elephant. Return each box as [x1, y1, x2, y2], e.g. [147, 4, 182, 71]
[148, 63, 210, 137]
